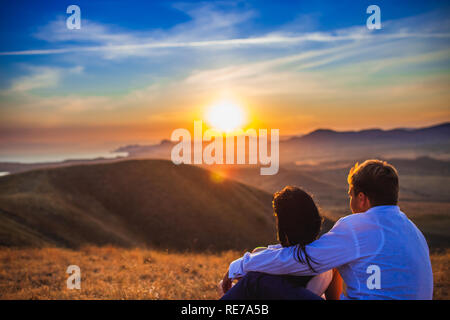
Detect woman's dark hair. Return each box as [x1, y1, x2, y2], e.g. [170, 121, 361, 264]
[272, 186, 323, 272]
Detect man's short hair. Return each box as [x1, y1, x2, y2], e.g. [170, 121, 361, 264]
[347, 160, 399, 206]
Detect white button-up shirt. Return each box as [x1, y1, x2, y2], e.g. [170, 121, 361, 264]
[229, 205, 433, 300]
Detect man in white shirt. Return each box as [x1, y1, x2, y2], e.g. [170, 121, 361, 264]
[221, 160, 433, 300]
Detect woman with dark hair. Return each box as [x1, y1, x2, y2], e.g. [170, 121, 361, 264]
[219, 186, 342, 300]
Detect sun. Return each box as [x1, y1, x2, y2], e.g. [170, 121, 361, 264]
[205, 100, 246, 132]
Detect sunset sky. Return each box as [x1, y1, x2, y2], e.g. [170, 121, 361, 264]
[0, 0, 449, 161]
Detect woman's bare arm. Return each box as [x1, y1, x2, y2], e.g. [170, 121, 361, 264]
[324, 268, 343, 300]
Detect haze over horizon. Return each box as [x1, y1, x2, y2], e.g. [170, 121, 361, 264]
[1, 121, 448, 164]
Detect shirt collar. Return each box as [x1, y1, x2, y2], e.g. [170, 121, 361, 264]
[364, 205, 400, 215]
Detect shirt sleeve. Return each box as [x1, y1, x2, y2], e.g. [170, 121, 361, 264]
[229, 216, 359, 279]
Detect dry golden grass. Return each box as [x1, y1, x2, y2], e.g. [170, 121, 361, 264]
[0, 247, 448, 300]
[430, 250, 450, 300]
[0, 246, 240, 300]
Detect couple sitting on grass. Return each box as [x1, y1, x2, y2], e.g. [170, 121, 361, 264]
[219, 160, 433, 300]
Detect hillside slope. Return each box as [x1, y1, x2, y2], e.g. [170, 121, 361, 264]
[0, 160, 287, 251]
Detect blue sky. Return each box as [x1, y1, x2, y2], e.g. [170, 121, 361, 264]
[0, 0, 449, 160]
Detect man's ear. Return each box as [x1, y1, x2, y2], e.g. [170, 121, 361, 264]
[358, 192, 364, 200]
[358, 192, 371, 209]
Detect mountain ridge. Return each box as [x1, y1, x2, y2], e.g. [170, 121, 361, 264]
[289, 122, 450, 143]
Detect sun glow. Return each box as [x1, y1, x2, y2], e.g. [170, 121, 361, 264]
[205, 100, 246, 132]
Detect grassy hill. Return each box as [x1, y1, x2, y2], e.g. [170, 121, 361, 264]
[0, 159, 288, 251]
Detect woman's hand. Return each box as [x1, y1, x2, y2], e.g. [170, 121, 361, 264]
[221, 269, 233, 294]
[252, 246, 267, 253]
[219, 247, 267, 294]
[220, 248, 266, 297]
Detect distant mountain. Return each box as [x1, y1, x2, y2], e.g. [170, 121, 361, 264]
[280, 122, 450, 163]
[290, 122, 450, 145]
[116, 122, 450, 162]
[0, 160, 286, 251]
[114, 139, 175, 158]
[1, 122, 448, 174]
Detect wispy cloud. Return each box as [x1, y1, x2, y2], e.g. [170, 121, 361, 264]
[7, 65, 83, 93]
[1, 4, 449, 58]
[2, 30, 448, 57]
